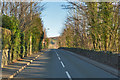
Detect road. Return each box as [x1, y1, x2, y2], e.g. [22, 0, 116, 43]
[15, 49, 117, 79]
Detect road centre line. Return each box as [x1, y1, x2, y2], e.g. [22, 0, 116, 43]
[55, 50, 65, 68]
[56, 52, 59, 57]
[65, 71, 72, 80]
[56, 52, 60, 58]
[60, 61, 65, 68]
[55, 50, 61, 60]
[54, 50, 72, 80]
[54, 50, 59, 56]
[58, 57, 61, 60]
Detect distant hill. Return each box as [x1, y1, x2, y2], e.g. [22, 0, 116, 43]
[48, 37, 59, 49]
[48, 37, 59, 40]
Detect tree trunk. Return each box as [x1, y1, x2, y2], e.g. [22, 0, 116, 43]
[30, 35, 32, 55]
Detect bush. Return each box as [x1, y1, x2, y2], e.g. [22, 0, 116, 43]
[2, 15, 21, 61]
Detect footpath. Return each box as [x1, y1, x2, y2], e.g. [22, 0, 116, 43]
[1, 51, 44, 79]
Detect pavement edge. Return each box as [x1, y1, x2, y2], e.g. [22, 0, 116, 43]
[8, 52, 43, 78]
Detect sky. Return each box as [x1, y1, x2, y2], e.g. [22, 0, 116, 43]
[41, 2, 68, 38]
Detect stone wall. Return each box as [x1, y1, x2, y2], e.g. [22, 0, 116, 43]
[1, 49, 9, 68]
[59, 47, 119, 70]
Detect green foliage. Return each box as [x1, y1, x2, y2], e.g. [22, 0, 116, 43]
[2, 28, 11, 49]
[20, 32, 26, 58]
[10, 27, 21, 60]
[1, 2, 45, 63]
[30, 16, 44, 52]
[2, 14, 45, 61]
[2, 15, 19, 33]
[59, 2, 119, 53]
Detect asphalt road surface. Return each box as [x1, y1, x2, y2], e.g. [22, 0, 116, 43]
[15, 49, 117, 79]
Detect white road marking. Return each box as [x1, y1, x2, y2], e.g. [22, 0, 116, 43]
[60, 61, 65, 68]
[58, 57, 61, 60]
[65, 71, 72, 80]
[57, 54, 59, 57]
[56, 52, 59, 57]
[55, 50, 72, 80]
[54, 50, 59, 56]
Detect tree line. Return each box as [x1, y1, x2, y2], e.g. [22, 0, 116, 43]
[1, 2, 47, 63]
[58, 2, 119, 53]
